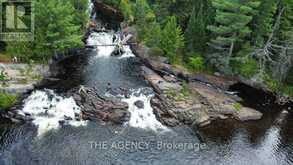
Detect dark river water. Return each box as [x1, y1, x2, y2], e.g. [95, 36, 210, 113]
[0, 32, 293, 165]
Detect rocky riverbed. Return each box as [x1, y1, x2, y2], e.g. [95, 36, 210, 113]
[130, 43, 263, 128]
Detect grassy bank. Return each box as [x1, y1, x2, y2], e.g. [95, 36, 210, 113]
[0, 92, 18, 110]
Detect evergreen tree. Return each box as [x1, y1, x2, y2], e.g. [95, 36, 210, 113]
[145, 22, 162, 47]
[153, 0, 173, 25]
[185, 0, 212, 54]
[134, 0, 155, 41]
[207, 0, 260, 72]
[120, 0, 134, 23]
[160, 16, 184, 63]
[6, 0, 84, 61]
[70, 0, 89, 29]
[252, 0, 277, 46]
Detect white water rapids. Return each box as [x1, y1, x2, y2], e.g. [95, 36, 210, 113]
[19, 31, 167, 136]
[21, 90, 87, 136]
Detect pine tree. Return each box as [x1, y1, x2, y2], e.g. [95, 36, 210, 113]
[185, 0, 212, 54]
[6, 0, 84, 61]
[153, 0, 173, 25]
[145, 22, 162, 47]
[160, 16, 184, 63]
[134, 0, 155, 41]
[120, 0, 134, 23]
[207, 0, 260, 72]
[252, 0, 277, 46]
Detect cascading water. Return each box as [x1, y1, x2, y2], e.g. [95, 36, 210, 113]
[122, 89, 168, 131]
[86, 31, 167, 131]
[21, 90, 87, 136]
[1, 1, 293, 164]
[87, 32, 134, 59]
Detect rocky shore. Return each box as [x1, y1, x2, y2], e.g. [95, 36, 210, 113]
[0, 63, 48, 94]
[131, 43, 263, 128]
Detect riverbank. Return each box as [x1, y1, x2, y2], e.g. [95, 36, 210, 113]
[0, 63, 48, 94]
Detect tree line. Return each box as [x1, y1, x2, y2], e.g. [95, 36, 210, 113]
[0, 0, 292, 98]
[2, 0, 89, 62]
[102, 0, 293, 99]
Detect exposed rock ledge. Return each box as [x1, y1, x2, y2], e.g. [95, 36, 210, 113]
[0, 63, 48, 94]
[2, 86, 130, 124]
[67, 86, 130, 124]
[132, 44, 263, 127]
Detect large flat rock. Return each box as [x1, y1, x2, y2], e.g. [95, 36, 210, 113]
[189, 82, 263, 121]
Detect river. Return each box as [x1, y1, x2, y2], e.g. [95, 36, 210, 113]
[0, 16, 293, 165]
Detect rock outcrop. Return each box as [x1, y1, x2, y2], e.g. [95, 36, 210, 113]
[131, 41, 263, 128]
[92, 0, 124, 30]
[0, 64, 48, 94]
[67, 86, 130, 124]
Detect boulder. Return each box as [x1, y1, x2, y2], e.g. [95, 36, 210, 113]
[236, 107, 263, 121]
[134, 100, 144, 109]
[66, 86, 130, 124]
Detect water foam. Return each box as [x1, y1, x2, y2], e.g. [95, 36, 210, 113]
[122, 89, 168, 132]
[87, 32, 135, 58]
[21, 90, 87, 136]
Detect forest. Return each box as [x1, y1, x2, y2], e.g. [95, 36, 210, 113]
[0, 0, 292, 98]
[102, 0, 293, 98]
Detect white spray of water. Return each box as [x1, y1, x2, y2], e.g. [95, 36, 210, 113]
[121, 90, 168, 131]
[89, 31, 167, 131]
[21, 90, 87, 136]
[87, 32, 135, 58]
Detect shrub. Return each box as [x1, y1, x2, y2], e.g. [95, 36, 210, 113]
[0, 93, 18, 110]
[281, 85, 293, 98]
[149, 47, 165, 57]
[160, 16, 184, 63]
[0, 71, 7, 81]
[180, 81, 190, 97]
[188, 54, 204, 72]
[262, 73, 281, 91]
[238, 58, 259, 78]
[234, 103, 242, 112]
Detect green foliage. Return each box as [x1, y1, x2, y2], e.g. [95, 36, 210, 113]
[180, 81, 190, 97]
[0, 93, 18, 110]
[145, 22, 162, 47]
[252, 0, 277, 46]
[100, 0, 121, 7]
[6, 0, 87, 62]
[282, 86, 293, 98]
[232, 57, 259, 78]
[239, 58, 259, 78]
[120, 0, 134, 23]
[70, 0, 89, 29]
[134, 0, 156, 41]
[0, 70, 8, 81]
[185, 0, 211, 54]
[207, 0, 260, 72]
[187, 54, 205, 72]
[160, 16, 184, 63]
[234, 103, 242, 112]
[153, 0, 174, 25]
[262, 73, 281, 91]
[149, 47, 165, 57]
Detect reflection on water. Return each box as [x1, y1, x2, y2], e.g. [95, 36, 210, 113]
[1, 31, 293, 165]
[0, 115, 293, 165]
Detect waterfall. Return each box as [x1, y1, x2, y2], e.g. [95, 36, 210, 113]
[87, 32, 134, 59]
[20, 90, 87, 136]
[89, 32, 167, 131]
[122, 89, 168, 131]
